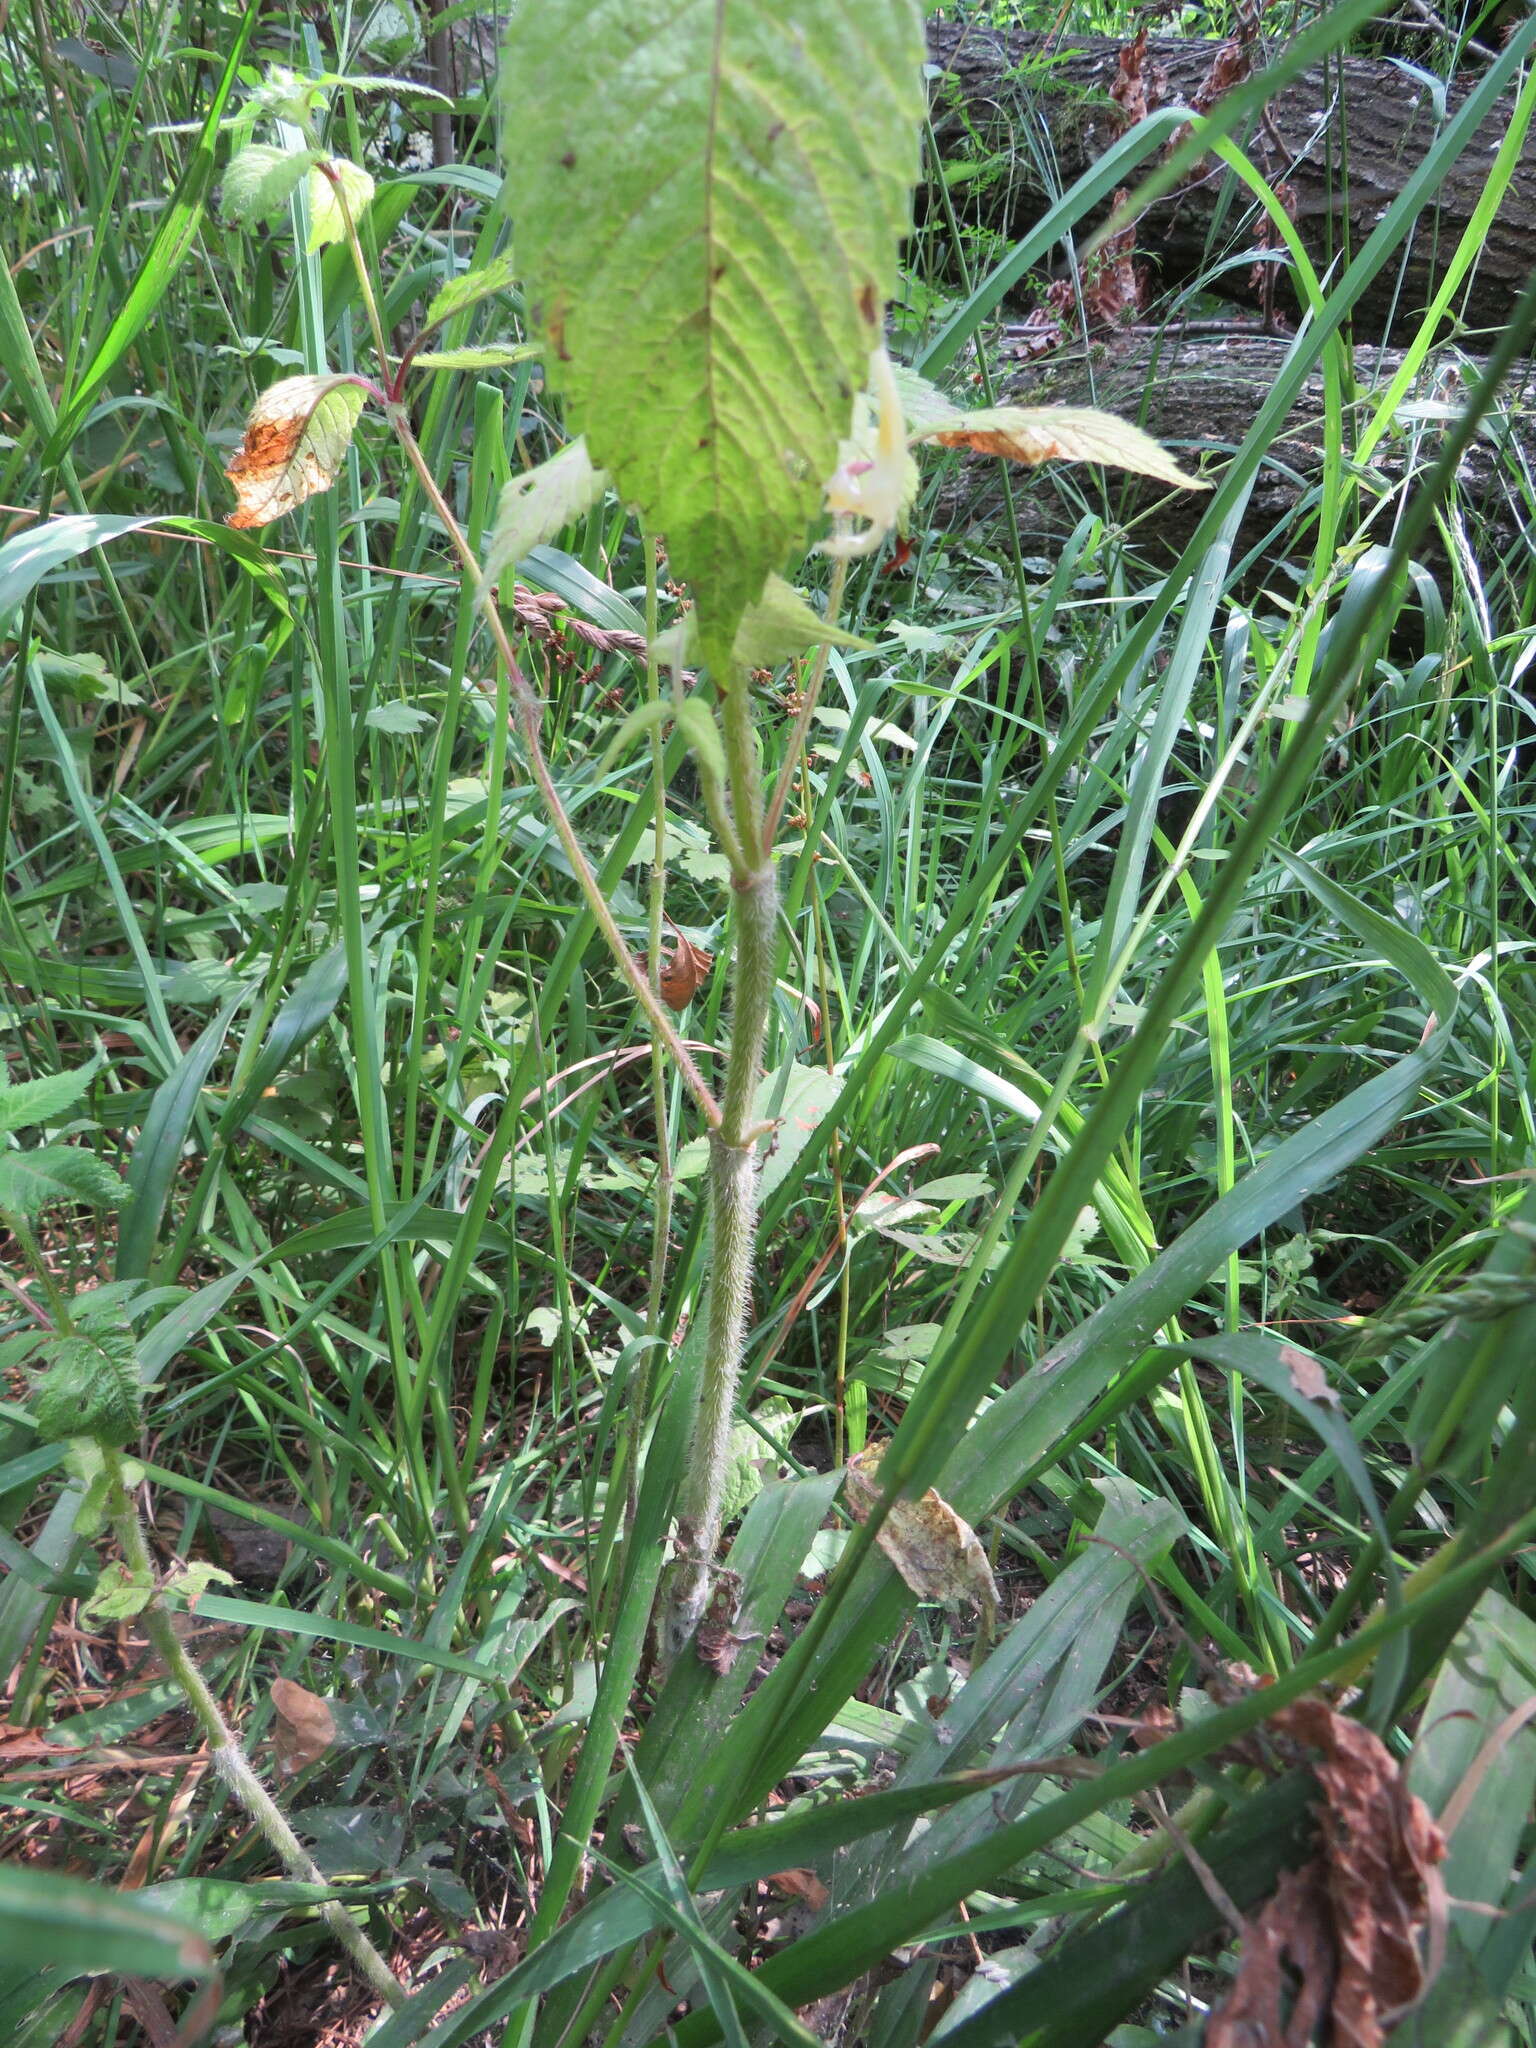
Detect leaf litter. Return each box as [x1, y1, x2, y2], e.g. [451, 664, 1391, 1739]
[844, 1442, 999, 1638]
[1208, 1683, 1448, 2048]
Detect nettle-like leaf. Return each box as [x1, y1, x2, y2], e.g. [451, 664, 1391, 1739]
[424, 249, 520, 329]
[0, 1146, 124, 1222]
[410, 344, 538, 374]
[221, 142, 321, 226]
[355, 0, 420, 63]
[79, 1560, 157, 1627]
[914, 404, 1210, 492]
[224, 375, 366, 529]
[480, 438, 609, 589]
[306, 156, 375, 251]
[365, 701, 435, 736]
[652, 571, 872, 671]
[0, 1060, 97, 1137]
[602, 696, 727, 793]
[167, 1559, 236, 1611]
[30, 1321, 143, 1448]
[890, 361, 966, 437]
[719, 1397, 796, 1523]
[242, 61, 449, 132]
[500, 0, 926, 658]
[725, 573, 876, 668]
[34, 649, 141, 707]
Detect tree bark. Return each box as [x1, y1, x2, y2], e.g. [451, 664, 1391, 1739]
[925, 20, 1534, 344]
[935, 331, 1535, 575]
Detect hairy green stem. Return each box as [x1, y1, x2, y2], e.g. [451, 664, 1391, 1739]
[100, 1448, 403, 2010]
[666, 849, 779, 1656]
[628, 536, 675, 1531]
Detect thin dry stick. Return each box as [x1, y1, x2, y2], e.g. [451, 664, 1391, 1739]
[101, 1450, 403, 2010]
[326, 171, 719, 1122]
[385, 406, 723, 1131]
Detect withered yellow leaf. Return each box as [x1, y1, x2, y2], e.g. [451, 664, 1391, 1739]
[269, 1676, 335, 1775]
[919, 404, 1208, 493]
[225, 374, 366, 530]
[845, 1443, 999, 1636]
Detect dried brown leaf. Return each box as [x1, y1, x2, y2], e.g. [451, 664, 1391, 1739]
[1280, 1342, 1341, 1408]
[845, 1444, 999, 1635]
[269, 1676, 335, 1775]
[767, 1867, 830, 1910]
[225, 375, 366, 530]
[1009, 284, 1075, 361]
[655, 930, 713, 1011]
[1209, 1863, 1335, 2048]
[1082, 191, 1147, 331]
[1210, 1693, 1449, 2048]
[1191, 35, 1252, 117]
[1109, 29, 1168, 130]
[924, 406, 1207, 492]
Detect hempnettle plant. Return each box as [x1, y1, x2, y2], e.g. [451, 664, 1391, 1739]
[213, 0, 1202, 1667]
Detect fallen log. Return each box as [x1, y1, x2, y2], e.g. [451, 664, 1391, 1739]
[932, 331, 1535, 576]
[925, 21, 1536, 345]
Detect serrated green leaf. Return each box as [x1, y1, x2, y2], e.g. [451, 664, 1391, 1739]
[424, 248, 521, 327]
[652, 573, 872, 673]
[731, 575, 874, 668]
[500, 0, 926, 650]
[63, 1441, 119, 1537]
[481, 439, 609, 589]
[673, 699, 728, 794]
[356, 0, 419, 59]
[719, 1398, 795, 1524]
[79, 1560, 157, 1626]
[601, 696, 727, 797]
[307, 156, 375, 250]
[316, 68, 450, 103]
[757, 1059, 843, 1204]
[411, 343, 539, 372]
[365, 701, 435, 735]
[33, 649, 139, 704]
[0, 1145, 124, 1222]
[30, 1324, 142, 1447]
[221, 142, 319, 226]
[890, 361, 965, 435]
[0, 1062, 97, 1137]
[167, 1560, 237, 1609]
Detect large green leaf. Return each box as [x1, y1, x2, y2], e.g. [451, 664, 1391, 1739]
[499, 0, 925, 648]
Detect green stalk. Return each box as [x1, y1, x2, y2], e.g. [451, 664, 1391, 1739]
[626, 536, 675, 1532]
[664, 664, 781, 1655]
[98, 1447, 403, 2011]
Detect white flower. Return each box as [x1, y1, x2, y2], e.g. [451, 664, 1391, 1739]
[820, 346, 916, 559]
